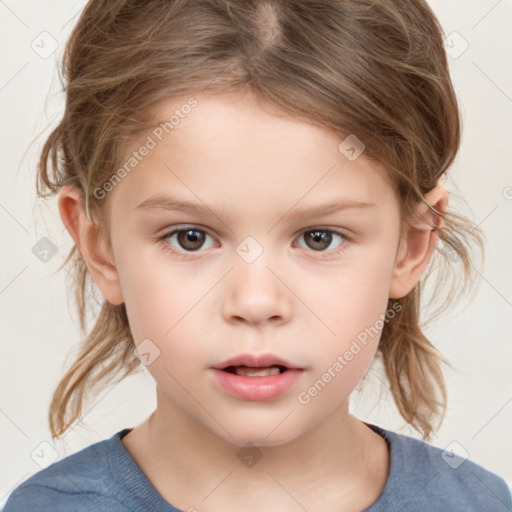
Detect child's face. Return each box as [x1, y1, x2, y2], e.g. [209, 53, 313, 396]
[105, 91, 404, 446]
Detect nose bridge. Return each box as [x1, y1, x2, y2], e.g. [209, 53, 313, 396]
[222, 237, 291, 325]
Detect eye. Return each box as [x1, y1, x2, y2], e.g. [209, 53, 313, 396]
[158, 226, 216, 254]
[157, 226, 350, 258]
[295, 228, 348, 253]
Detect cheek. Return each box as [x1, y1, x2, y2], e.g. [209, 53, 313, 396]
[117, 240, 207, 329]
[304, 252, 394, 339]
[298, 287, 389, 411]
[300, 255, 394, 386]
[121, 275, 207, 399]
[117, 254, 222, 387]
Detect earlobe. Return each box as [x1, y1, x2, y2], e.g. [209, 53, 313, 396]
[57, 185, 124, 305]
[388, 182, 449, 299]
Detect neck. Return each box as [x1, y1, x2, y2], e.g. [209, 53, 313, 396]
[122, 386, 389, 509]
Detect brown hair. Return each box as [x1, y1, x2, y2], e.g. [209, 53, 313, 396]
[36, 0, 484, 441]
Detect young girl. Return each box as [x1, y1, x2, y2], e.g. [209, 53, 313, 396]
[4, 0, 511, 511]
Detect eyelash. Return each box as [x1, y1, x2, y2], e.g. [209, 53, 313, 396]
[156, 225, 352, 260]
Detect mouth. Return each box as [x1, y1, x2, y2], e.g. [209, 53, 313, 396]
[212, 353, 303, 376]
[222, 365, 288, 377]
[210, 361, 304, 401]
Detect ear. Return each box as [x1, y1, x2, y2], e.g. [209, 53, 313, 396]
[57, 185, 124, 305]
[388, 182, 449, 299]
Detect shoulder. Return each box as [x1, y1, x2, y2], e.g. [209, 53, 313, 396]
[2, 430, 131, 512]
[399, 431, 511, 509]
[365, 423, 512, 512]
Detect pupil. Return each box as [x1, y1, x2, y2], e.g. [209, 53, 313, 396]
[306, 230, 332, 251]
[178, 229, 205, 250]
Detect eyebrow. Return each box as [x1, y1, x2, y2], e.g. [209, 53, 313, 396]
[135, 194, 376, 220]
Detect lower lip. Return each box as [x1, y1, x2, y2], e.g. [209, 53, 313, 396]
[209, 368, 303, 401]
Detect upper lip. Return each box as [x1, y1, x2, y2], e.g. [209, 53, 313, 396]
[211, 353, 302, 370]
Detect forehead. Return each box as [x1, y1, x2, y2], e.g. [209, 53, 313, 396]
[108, 92, 396, 219]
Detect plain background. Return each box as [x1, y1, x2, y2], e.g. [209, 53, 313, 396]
[1, 0, 511, 507]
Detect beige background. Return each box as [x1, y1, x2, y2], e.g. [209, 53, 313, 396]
[1, 0, 511, 507]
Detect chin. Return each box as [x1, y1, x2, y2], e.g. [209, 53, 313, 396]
[212, 421, 302, 449]
[230, 434, 294, 449]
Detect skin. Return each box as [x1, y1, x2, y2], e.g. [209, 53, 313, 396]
[58, 90, 448, 512]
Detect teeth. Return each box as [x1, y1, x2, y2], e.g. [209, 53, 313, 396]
[234, 366, 281, 377]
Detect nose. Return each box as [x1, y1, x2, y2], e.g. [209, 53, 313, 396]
[221, 251, 292, 327]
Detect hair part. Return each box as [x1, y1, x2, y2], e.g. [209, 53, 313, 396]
[37, 0, 484, 441]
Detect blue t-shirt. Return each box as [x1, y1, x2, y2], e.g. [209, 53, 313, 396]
[3, 422, 511, 511]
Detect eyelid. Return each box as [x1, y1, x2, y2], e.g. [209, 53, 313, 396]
[293, 227, 351, 255]
[158, 225, 218, 248]
[294, 224, 351, 238]
[157, 224, 352, 257]
[158, 224, 214, 238]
